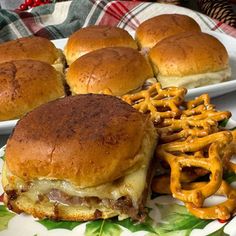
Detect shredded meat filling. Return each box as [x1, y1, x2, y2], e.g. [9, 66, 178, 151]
[46, 189, 146, 220]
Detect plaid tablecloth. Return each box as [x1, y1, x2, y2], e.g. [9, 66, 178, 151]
[0, 0, 236, 43]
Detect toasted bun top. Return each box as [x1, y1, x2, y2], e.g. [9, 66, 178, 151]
[0, 60, 65, 121]
[149, 32, 229, 76]
[66, 47, 154, 96]
[64, 25, 138, 65]
[0, 36, 61, 65]
[136, 14, 201, 49]
[6, 94, 152, 187]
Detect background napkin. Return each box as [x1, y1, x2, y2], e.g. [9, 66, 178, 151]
[0, 0, 236, 43]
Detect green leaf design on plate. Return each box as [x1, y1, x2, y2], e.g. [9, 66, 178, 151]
[224, 172, 236, 184]
[38, 219, 82, 230]
[114, 217, 156, 233]
[219, 119, 229, 127]
[0, 205, 15, 231]
[154, 204, 211, 236]
[206, 225, 229, 236]
[0, 155, 5, 160]
[85, 219, 121, 236]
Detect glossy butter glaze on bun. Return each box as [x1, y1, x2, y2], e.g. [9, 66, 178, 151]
[66, 47, 154, 96]
[3, 94, 158, 221]
[0, 36, 65, 73]
[136, 14, 201, 49]
[0, 60, 65, 121]
[149, 32, 231, 89]
[64, 25, 138, 65]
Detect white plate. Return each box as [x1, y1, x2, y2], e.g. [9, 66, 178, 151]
[0, 118, 236, 235]
[1, 31, 235, 135]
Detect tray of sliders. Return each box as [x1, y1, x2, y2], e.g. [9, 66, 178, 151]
[0, 14, 236, 236]
[0, 14, 236, 135]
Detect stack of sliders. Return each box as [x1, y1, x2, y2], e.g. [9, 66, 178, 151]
[0, 36, 66, 121]
[2, 94, 158, 221]
[64, 25, 154, 96]
[134, 14, 231, 89]
[63, 15, 231, 95]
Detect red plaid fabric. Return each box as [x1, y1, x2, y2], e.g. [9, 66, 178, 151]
[0, 0, 236, 43]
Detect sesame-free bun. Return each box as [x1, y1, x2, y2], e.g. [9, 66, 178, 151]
[149, 32, 230, 88]
[66, 47, 153, 96]
[4, 94, 157, 221]
[136, 14, 201, 49]
[0, 36, 65, 73]
[0, 60, 65, 121]
[64, 25, 138, 65]
[6, 94, 152, 188]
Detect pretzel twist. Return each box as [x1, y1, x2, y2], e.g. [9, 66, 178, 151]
[122, 83, 186, 122]
[152, 177, 236, 220]
[222, 130, 236, 173]
[157, 118, 219, 143]
[123, 82, 236, 220]
[156, 131, 232, 207]
[185, 181, 236, 220]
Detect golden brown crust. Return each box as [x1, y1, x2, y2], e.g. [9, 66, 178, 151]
[136, 14, 201, 49]
[64, 25, 138, 65]
[6, 94, 150, 187]
[3, 193, 120, 221]
[0, 36, 62, 66]
[149, 32, 229, 76]
[66, 47, 154, 96]
[0, 60, 65, 121]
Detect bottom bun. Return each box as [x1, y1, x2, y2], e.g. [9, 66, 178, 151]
[4, 193, 123, 221]
[157, 67, 231, 89]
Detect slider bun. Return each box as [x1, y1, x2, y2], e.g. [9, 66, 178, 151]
[66, 47, 154, 96]
[6, 94, 151, 188]
[149, 32, 229, 77]
[0, 60, 65, 121]
[136, 14, 201, 49]
[64, 25, 138, 65]
[0, 36, 65, 73]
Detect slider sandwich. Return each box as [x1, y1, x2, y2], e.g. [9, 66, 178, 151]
[66, 47, 154, 96]
[136, 14, 201, 50]
[2, 94, 158, 221]
[0, 60, 65, 121]
[149, 32, 231, 89]
[64, 25, 137, 65]
[0, 36, 65, 73]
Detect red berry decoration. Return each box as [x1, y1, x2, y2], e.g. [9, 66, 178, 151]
[34, 0, 42, 6]
[25, 0, 34, 7]
[19, 3, 28, 11]
[18, 0, 51, 11]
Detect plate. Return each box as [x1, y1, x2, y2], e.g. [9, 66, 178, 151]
[0, 31, 235, 135]
[0, 119, 236, 236]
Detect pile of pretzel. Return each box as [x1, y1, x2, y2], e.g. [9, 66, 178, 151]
[122, 83, 236, 220]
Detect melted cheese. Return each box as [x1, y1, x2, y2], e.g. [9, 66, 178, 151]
[52, 49, 65, 74]
[157, 67, 231, 89]
[3, 121, 157, 209]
